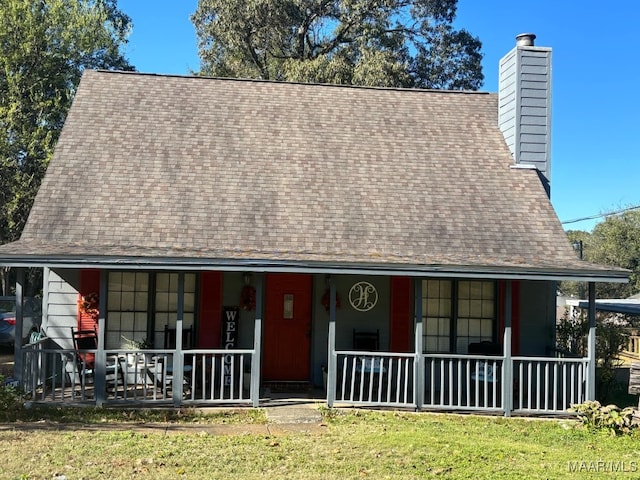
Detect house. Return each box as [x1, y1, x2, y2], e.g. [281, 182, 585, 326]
[0, 34, 628, 414]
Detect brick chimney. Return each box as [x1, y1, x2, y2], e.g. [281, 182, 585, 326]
[498, 33, 552, 197]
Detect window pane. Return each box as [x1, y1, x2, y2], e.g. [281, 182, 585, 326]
[168, 292, 178, 311]
[425, 337, 439, 352]
[121, 312, 135, 331]
[156, 273, 169, 291]
[156, 292, 169, 311]
[470, 281, 483, 298]
[427, 299, 439, 316]
[155, 312, 170, 327]
[457, 319, 468, 336]
[109, 272, 122, 291]
[458, 281, 470, 299]
[185, 274, 196, 293]
[136, 273, 149, 291]
[438, 338, 450, 351]
[184, 293, 195, 312]
[134, 312, 148, 331]
[438, 319, 449, 336]
[135, 292, 148, 311]
[122, 272, 136, 292]
[458, 300, 469, 317]
[108, 292, 121, 311]
[425, 319, 438, 335]
[121, 292, 135, 310]
[439, 299, 451, 316]
[470, 300, 482, 317]
[469, 319, 481, 337]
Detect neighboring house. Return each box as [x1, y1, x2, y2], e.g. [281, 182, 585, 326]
[0, 34, 628, 415]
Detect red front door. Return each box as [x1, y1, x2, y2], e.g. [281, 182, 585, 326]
[263, 273, 312, 381]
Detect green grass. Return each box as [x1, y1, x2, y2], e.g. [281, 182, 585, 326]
[0, 408, 639, 479]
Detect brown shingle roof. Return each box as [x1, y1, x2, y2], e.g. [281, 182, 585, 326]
[0, 70, 626, 279]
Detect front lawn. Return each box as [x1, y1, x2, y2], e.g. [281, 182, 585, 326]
[0, 408, 638, 479]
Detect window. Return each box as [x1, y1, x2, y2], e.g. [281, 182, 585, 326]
[106, 272, 197, 349]
[107, 272, 149, 348]
[422, 279, 496, 354]
[153, 273, 196, 347]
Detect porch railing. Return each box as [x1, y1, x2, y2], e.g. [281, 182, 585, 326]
[22, 344, 255, 406]
[512, 356, 588, 414]
[330, 351, 589, 415]
[335, 351, 415, 407]
[422, 354, 504, 412]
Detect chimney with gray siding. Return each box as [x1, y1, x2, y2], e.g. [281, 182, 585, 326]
[499, 33, 552, 196]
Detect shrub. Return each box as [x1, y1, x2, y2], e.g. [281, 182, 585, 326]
[569, 400, 639, 435]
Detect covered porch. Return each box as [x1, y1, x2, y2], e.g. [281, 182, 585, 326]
[13, 267, 607, 416]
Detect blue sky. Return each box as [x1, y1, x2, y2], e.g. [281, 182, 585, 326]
[118, 0, 639, 232]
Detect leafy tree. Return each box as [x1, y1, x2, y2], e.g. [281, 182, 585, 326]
[588, 210, 640, 298]
[192, 0, 483, 89]
[0, 0, 133, 294]
[560, 211, 640, 299]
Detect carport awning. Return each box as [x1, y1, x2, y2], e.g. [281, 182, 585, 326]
[567, 298, 640, 315]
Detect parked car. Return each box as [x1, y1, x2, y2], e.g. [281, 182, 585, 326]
[0, 296, 42, 347]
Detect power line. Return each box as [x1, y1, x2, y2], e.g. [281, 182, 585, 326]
[561, 205, 640, 225]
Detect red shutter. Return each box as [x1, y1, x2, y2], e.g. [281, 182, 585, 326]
[198, 271, 223, 348]
[78, 269, 100, 331]
[390, 276, 412, 352]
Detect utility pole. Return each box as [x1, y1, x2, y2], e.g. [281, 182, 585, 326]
[573, 240, 585, 298]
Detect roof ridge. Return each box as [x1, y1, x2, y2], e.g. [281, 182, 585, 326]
[89, 69, 492, 95]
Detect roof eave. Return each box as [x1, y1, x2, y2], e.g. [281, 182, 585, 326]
[0, 254, 629, 283]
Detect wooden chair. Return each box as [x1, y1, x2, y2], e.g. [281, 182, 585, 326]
[70, 327, 122, 390]
[353, 329, 380, 351]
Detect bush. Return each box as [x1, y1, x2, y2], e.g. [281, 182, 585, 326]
[556, 308, 630, 403]
[569, 400, 639, 435]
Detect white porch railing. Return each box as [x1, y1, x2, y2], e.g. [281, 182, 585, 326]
[329, 350, 590, 415]
[22, 340, 589, 415]
[512, 356, 588, 414]
[335, 351, 415, 407]
[182, 350, 254, 404]
[422, 354, 504, 412]
[21, 343, 256, 406]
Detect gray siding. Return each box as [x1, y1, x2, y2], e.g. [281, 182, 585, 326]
[498, 45, 552, 193]
[517, 280, 556, 356]
[45, 268, 81, 349]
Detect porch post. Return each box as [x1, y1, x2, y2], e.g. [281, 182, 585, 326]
[502, 280, 513, 417]
[251, 274, 263, 407]
[95, 270, 108, 406]
[327, 277, 337, 407]
[414, 278, 424, 409]
[13, 268, 24, 383]
[173, 272, 185, 406]
[587, 282, 596, 400]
